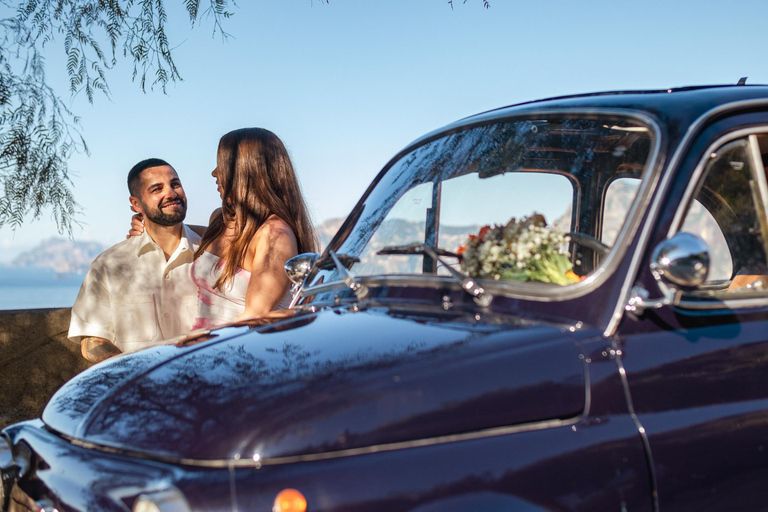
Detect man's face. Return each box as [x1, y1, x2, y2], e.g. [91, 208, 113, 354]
[130, 165, 187, 226]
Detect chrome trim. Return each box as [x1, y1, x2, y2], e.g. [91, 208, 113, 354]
[667, 125, 768, 236]
[610, 343, 659, 512]
[303, 274, 558, 302]
[607, 99, 768, 336]
[748, 134, 768, 229]
[660, 125, 768, 311]
[257, 416, 582, 466]
[625, 285, 675, 314]
[676, 294, 768, 310]
[304, 108, 663, 308]
[68, 416, 582, 469]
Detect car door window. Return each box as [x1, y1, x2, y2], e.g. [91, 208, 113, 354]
[679, 135, 768, 295]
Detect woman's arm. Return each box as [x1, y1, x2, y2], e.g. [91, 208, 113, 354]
[237, 218, 298, 320]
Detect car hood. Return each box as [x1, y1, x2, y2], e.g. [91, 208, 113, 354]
[43, 306, 589, 463]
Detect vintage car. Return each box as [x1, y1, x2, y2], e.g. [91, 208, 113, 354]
[4, 84, 768, 512]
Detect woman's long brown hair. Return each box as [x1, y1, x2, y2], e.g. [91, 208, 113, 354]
[195, 128, 318, 290]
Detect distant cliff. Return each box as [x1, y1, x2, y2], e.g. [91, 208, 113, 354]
[4, 220, 346, 275]
[8, 238, 106, 274]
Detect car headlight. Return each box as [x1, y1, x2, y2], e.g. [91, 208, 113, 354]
[132, 489, 190, 512]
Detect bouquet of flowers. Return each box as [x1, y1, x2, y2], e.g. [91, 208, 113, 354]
[458, 213, 581, 286]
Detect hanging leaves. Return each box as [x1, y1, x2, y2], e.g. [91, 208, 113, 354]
[0, 1, 234, 234]
[0, 0, 485, 235]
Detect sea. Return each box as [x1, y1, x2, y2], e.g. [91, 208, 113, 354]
[0, 267, 85, 310]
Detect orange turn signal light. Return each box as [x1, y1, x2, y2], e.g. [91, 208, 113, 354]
[273, 488, 307, 512]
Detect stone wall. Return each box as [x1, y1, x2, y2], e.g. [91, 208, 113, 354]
[0, 308, 92, 428]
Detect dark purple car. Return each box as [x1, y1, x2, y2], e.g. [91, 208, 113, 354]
[4, 84, 768, 512]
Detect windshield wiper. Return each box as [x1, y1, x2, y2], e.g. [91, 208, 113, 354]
[327, 249, 369, 300]
[377, 243, 461, 259]
[377, 242, 493, 307]
[314, 252, 360, 270]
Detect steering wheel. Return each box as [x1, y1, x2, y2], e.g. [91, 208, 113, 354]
[567, 232, 611, 256]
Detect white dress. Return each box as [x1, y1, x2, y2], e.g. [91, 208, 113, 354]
[190, 251, 291, 330]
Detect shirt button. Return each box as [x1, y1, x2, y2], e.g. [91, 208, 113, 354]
[165, 273, 170, 280]
[164, 313, 170, 319]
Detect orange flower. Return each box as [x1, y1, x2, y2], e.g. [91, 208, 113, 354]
[478, 225, 491, 240]
[565, 270, 585, 283]
[457, 244, 466, 255]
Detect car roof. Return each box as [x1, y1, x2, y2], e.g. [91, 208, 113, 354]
[473, 83, 768, 118]
[399, 84, 768, 157]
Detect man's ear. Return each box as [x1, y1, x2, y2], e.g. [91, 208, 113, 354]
[129, 196, 144, 214]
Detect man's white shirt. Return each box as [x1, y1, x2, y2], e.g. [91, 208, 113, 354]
[68, 224, 202, 354]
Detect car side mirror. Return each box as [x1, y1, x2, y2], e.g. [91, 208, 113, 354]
[626, 233, 710, 313]
[650, 232, 710, 289]
[285, 252, 319, 309]
[284, 252, 319, 293]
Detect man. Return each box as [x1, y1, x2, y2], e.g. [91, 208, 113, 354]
[69, 158, 201, 362]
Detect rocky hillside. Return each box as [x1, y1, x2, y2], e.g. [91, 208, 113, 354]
[8, 238, 106, 274]
[5, 219, 349, 274]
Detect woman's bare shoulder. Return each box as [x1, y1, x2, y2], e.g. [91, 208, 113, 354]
[208, 207, 222, 224]
[258, 216, 296, 240]
[248, 216, 297, 256]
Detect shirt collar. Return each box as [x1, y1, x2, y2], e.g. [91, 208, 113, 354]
[135, 224, 194, 258]
[136, 229, 159, 257]
[178, 225, 192, 254]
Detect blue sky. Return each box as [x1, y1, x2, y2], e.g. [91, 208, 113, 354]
[3, 0, 768, 261]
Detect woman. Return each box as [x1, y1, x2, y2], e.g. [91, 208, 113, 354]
[191, 128, 317, 329]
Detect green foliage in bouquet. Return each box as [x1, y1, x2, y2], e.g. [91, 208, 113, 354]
[458, 214, 581, 286]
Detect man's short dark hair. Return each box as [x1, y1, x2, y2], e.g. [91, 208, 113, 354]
[127, 158, 171, 196]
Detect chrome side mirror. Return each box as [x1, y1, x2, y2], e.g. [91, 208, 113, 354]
[626, 233, 710, 314]
[285, 253, 319, 309]
[285, 252, 319, 289]
[650, 232, 710, 289]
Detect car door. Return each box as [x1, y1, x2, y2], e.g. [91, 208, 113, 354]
[617, 113, 768, 511]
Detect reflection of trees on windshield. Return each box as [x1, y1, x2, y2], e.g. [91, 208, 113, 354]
[332, 117, 651, 282]
[341, 122, 532, 258]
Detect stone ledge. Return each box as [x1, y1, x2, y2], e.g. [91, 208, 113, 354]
[0, 308, 93, 428]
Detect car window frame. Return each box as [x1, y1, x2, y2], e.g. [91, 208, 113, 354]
[302, 109, 663, 304]
[669, 126, 768, 310]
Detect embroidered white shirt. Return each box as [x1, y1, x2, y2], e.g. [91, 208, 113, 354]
[68, 224, 202, 354]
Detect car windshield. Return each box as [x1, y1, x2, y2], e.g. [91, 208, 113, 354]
[324, 114, 655, 292]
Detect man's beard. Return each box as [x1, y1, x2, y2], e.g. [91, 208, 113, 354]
[142, 197, 187, 226]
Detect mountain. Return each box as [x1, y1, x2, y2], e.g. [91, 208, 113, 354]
[6, 220, 347, 275]
[8, 238, 106, 274]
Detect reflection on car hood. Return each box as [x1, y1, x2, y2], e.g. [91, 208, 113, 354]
[43, 306, 589, 463]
